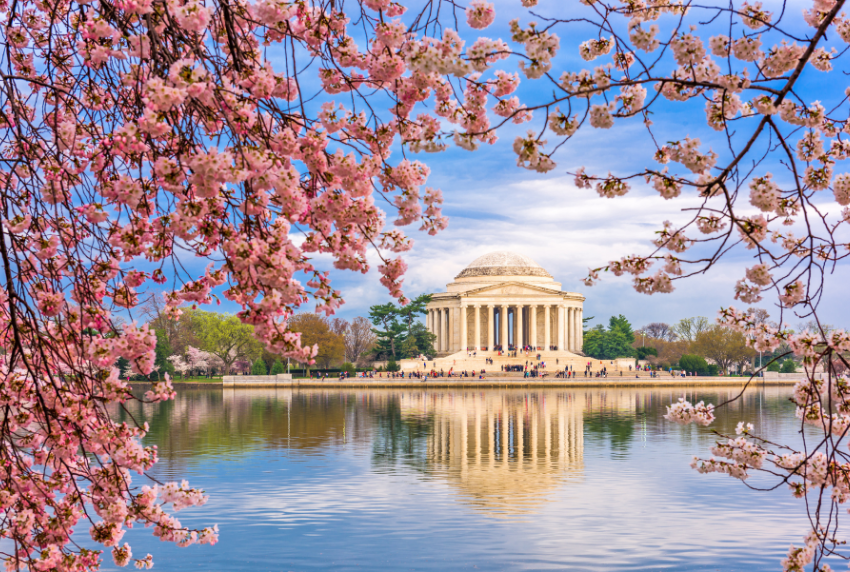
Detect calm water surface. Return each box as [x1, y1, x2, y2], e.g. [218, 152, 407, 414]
[105, 386, 811, 571]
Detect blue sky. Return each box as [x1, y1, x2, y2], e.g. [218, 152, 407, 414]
[162, 0, 850, 333]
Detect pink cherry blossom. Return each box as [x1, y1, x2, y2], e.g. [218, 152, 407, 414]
[466, 1, 495, 30]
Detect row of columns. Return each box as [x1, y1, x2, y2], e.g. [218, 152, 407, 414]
[426, 303, 583, 354]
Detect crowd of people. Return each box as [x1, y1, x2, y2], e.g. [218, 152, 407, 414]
[306, 359, 709, 382]
[309, 369, 492, 381]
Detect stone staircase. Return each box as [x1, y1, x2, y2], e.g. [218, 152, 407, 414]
[399, 350, 638, 376]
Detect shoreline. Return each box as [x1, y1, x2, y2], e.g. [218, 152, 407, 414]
[131, 376, 798, 389]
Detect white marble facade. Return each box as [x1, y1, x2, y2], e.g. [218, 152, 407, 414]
[425, 252, 585, 355]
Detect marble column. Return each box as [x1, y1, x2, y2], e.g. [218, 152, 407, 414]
[557, 305, 565, 351]
[544, 305, 551, 350]
[570, 308, 581, 352]
[572, 307, 578, 352]
[516, 304, 524, 350]
[443, 308, 450, 352]
[578, 308, 583, 352]
[449, 307, 456, 352]
[500, 304, 508, 350]
[474, 305, 481, 351]
[530, 305, 537, 350]
[566, 307, 572, 351]
[487, 305, 495, 351]
[573, 307, 580, 352]
[460, 305, 468, 352]
[435, 309, 442, 352]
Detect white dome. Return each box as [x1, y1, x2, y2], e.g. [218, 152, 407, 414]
[456, 251, 552, 279]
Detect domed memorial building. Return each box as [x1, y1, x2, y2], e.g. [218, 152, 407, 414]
[403, 252, 587, 371]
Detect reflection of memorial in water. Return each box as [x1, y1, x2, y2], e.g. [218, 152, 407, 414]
[399, 391, 584, 517]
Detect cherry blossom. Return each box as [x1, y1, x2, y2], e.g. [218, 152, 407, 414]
[466, 1, 495, 30]
[5, 0, 850, 568]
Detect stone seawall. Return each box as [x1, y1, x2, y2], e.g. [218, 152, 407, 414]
[219, 375, 797, 389]
[222, 374, 293, 387]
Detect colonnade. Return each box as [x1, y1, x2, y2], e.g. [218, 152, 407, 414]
[425, 303, 583, 354]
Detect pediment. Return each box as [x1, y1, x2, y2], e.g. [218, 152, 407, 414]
[462, 281, 563, 297]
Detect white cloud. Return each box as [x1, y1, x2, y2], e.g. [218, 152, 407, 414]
[327, 171, 850, 330]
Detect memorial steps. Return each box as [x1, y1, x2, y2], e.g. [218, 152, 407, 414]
[398, 349, 637, 376]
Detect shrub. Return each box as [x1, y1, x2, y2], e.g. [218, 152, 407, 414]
[386, 359, 400, 372]
[341, 362, 356, 375]
[766, 360, 782, 372]
[636, 347, 658, 361]
[679, 354, 710, 375]
[251, 358, 267, 375]
[270, 360, 286, 375]
[780, 359, 797, 373]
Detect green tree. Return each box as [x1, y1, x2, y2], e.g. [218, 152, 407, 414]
[397, 294, 432, 330]
[403, 322, 436, 358]
[636, 346, 658, 361]
[781, 359, 797, 373]
[691, 325, 756, 374]
[582, 316, 637, 360]
[386, 358, 400, 372]
[154, 328, 175, 380]
[192, 311, 263, 375]
[341, 362, 356, 375]
[679, 354, 710, 375]
[251, 358, 267, 375]
[608, 314, 635, 344]
[116, 356, 129, 375]
[270, 360, 286, 375]
[369, 303, 405, 359]
[369, 295, 435, 359]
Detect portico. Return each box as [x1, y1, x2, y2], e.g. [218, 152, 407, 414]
[423, 252, 585, 356]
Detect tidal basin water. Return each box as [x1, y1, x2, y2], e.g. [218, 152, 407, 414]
[106, 386, 810, 571]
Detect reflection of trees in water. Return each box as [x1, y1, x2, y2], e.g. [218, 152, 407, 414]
[369, 398, 433, 472]
[581, 386, 795, 457]
[111, 389, 367, 471]
[109, 386, 795, 480]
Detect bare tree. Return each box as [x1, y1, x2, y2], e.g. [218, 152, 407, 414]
[797, 320, 835, 337]
[330, 317, 349, 338]
[746, 308, 774, 329]
[139, 292, 197, 356]
[345, 317, 377, 365]
[642, 322, 677, 341]
[672, 317, 711, 343]
[318, 316, 375, 364]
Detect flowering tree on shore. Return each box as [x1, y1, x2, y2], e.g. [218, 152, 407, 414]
[2, 0, 849, 569]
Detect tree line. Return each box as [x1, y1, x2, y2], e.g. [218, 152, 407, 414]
[583, 308, 835, 375]
[129, 293, 436, 379]
[128, 297, 378, 379]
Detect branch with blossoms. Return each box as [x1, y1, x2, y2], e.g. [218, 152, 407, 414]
[5, 0, 850, 568]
